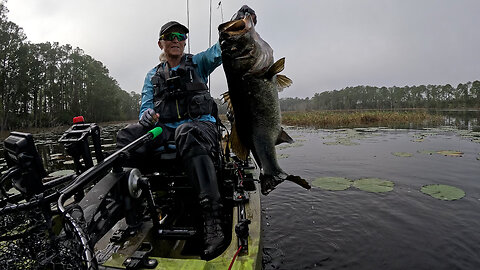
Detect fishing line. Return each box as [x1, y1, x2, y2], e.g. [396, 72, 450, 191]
[186, 0, 190, 53]
[208, 0, 212, 90]
[218, 1, 224, 22]
[209, 0, 212, 48]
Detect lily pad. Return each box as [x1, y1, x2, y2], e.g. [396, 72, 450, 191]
[311, 177, 353, 191]
[354, 127, 379, 133]
[420, 184, 465, 201]
[323, 141, 340, 145]
[48, 170, 75, 178]
[323, 139, 359, 146]
[436, 150, 463, 157]
[392, 152, 413, 157]
[276, 142, 304, 150]
[353, 178, 394, 193]
[418, 150, 464, 157]
[418, 150, 436, 155]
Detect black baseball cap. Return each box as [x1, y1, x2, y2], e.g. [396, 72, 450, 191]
[159, 21, 189, 38]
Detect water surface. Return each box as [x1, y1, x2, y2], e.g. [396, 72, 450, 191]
[1, 124, 479, 269]
[263, 127, 480, 270]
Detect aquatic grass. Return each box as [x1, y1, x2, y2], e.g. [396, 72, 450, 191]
[392, 152, 413, 157]
[421, 184, 465, 201]
[353, 178, 395, 193]
[281, 110, 444, 129]
[311, 177, 353, 191]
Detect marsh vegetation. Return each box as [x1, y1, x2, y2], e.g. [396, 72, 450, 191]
[281, 110, 445, 129]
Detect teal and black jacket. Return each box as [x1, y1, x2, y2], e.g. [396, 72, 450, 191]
[139, 42, 222, 128]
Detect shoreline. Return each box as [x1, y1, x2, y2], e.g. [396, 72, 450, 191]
[0, 119, 137, 140]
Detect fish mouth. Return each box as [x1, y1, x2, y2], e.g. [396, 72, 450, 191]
[218, 14, 254, 35]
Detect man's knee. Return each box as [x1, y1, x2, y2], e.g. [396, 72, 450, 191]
[116, 123, 148, 149]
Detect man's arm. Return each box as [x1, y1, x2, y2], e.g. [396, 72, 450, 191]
[139, 68, 157, 119]
[192, 42, 222, 84]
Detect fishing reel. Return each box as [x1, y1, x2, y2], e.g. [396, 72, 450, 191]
[127, 168, 144, 199]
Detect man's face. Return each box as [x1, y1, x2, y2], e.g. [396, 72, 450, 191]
[158, 27, 187, 57]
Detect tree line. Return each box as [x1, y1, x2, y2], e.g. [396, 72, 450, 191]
[2, 1, 479, 131]
[280, 81, 480, 112]
[0, 2, 140, 131]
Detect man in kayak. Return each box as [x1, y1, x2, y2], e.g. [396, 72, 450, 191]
[117, 6, 256, 258]
[143, 20, 225, 259]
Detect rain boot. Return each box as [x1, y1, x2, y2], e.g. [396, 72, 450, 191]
[200, 198, 226, 260]
[182, 148, 226, 259]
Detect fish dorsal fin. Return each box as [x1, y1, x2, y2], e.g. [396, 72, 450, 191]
[275, 127, 294, 145]
[276, 74, 293, 90]
[266, 57, 286, 78]
[230, 121, 250, 161]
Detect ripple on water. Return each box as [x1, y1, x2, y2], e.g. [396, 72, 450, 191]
[263, 127, 480, 269]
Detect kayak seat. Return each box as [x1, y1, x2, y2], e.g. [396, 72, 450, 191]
[153, 141, 177, 160]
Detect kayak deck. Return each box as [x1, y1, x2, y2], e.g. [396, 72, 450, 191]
[96, 166, 262, 270]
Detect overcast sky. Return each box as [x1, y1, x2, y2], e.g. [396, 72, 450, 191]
[5, 0, 480, 99]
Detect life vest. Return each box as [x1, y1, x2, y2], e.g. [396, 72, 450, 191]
[152, 54, 215, 122]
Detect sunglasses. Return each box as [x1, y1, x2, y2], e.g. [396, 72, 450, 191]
[160, 32, 187, 41]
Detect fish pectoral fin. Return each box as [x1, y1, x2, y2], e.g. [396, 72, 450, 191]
[276, 74, 293, 90]
[230, 121, 249, 161]
[275, 128, 294, 145]
[266, 57, 293, 90]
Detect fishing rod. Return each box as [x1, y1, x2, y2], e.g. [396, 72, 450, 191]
[0, 127, 163, 215]
[58, 127, 163, 207]
[56, 126, 163, 270]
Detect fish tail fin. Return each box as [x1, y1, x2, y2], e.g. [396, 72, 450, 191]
[260, 173, 311, 195]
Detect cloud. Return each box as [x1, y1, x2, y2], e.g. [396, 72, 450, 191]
[6, 0, 480, 99]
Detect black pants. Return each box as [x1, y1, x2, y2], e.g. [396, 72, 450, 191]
[116, 120, 221, 203]
[116, 120, 219, 159]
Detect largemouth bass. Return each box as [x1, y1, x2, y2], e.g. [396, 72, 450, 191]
[219, 13, 310, 195]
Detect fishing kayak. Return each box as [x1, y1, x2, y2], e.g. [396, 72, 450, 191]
[96, 162, 262, 270]
[0, 121, 262, 270]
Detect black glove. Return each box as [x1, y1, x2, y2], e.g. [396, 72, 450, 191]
[232, 5, 257, 25]
[139, 108, 158, 127]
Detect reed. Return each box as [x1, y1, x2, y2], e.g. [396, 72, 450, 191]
[281, 110, 444, 129]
